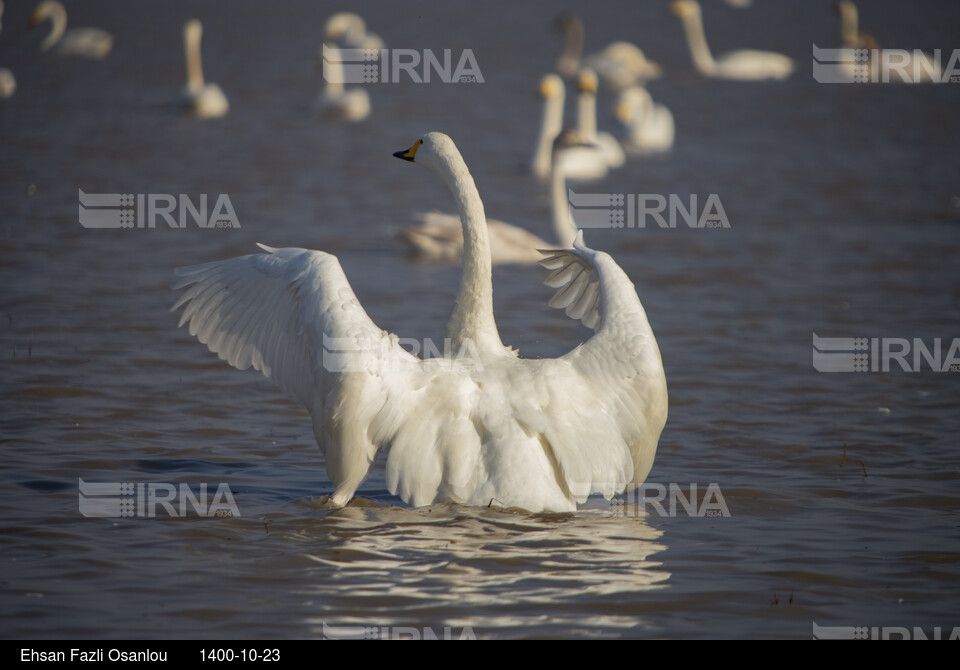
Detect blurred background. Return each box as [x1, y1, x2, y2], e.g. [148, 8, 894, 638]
[1, 0, 958, 639]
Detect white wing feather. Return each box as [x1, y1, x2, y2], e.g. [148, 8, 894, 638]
[538, 231, 668, 495]
[172, 233, 666, 511]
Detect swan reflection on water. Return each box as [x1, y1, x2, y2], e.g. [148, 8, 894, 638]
[297, 500, 670, 637]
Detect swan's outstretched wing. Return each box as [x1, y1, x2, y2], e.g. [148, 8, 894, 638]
[537, 231, 668, 497]
[172, 245, 423, 504]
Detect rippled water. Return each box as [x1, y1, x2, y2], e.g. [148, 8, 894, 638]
[1, 0, 959, 639]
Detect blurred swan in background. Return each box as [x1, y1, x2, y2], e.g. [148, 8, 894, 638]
[317, 43, 371, 121]
[0, 3, 15, 98]
[584, 42, 663, 90]
[324, 12, 384, 50]
[182, 19, 229, 119]
[29, 0, 112, 59]
[555, 14, 661, 89]
[670, 0, 794, 80]
[836, 0, 879, 50]
[836, 0, 941, 83]
[0, 68, 13, 98]
[614, 86, 675, 154]
[532, 74, 608, 180]
[172, 132, 668, 512]
[576, 69, 625, 169]
[399, 129, 588, 264]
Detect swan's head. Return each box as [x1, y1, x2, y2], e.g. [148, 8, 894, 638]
[393, 132, 463, 176]
[29, 0, 64, 28]
[669, 0, 700, 19]
[184, 18, 203, 43]
[539, 73, 564, 101]
[325, 12, 366, 42]
[577, 69, 599, 95]
[834, 0, 857, 20]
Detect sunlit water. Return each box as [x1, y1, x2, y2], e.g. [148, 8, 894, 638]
[1, 0, 959, 639]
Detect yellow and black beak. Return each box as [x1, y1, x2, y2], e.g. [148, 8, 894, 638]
[393, 139, 421, 162]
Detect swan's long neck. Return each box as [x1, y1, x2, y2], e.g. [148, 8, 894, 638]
[679, 10, 716, 75]
[557, 20, 583, 76]
[629, 88, 653, 126]
[322, 46, 345, 97]
[439, 154, 504, 355]
[40, 2, 67, 52]
[550, 154, 577, 249]
[533, 92, 564, 178]
[185, 23, 206, 91]
[839, 2, 859, 48]
[577, 89, 597, 139]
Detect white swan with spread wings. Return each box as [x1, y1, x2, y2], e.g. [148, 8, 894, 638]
[172, 132, 668, 512]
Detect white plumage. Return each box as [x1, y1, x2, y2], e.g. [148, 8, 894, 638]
[555, 14, 662, 89]
[615, 86, 675, 154]
[532, 74, 611, 181]
[29, 0, 113, 59]
[317, 43, 371, 122]
[182, 20, 229, 119]
[576, 69, 626, 170]
[399, 128, 588, 265]
[670, 0, 795, 81]
[324, 12, 384, 51]
[172, 132, 668, 512]
[836, 1, 942, 84]
[0, 2, 15, 98]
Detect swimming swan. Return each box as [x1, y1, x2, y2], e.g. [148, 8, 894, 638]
[317, 43, 371, 121]
[324, 12, 384, 51]
[670, 0, 794, 81]
[172, 132, 668, 512]
[532, 74, 610, 180]
[836, 1, 941, 83]
[0, 68, 13, 98]
[0, 3, 15, 98]
[555, 14, 661, 89]
[576, 69, 626, 169]
[182, 19, 229, 119]
[399, 129, 587, 264]
[29, 0, 113, 59]
[614, 85, 675, 154]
